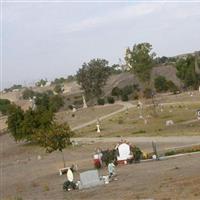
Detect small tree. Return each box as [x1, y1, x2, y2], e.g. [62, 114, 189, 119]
[154, 76, 168, 92]
[22, 89, 36, 100]
[35, 79, 47, 87]
[97, 98, 105, 105]
[33, 123, 74, 167]
[7, 105, 25, 141]
[0, 99, 12, 115]
[111, 87, 121, 98]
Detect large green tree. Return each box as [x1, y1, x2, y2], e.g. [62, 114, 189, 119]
[176, 55, 200, 89]
[125, 43, 156, 83]
[76, 59, 111, 99]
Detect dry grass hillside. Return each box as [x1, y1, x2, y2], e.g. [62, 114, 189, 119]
[152, 65, 182, 87]
[104, 64, 182, 96]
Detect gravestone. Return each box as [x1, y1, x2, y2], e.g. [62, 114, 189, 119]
[79, 170, 104, 189]
[96, 124, 101, 133]
[166, 120, 174, 126]
[82, 95, 88, 109]
[197, 110, 200, 120]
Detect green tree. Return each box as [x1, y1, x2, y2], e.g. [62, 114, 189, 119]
[154, 76, 168, 92]
[35, 79, 47, 87]
[7, 106, 25, 141]
[49, 95, 64, 112]
[22, 89, 36, 99]
[125, 43, 156, 83]
[176, 55, 200, 89]
[33, 123, 74, 167]
[0, 99, 13, 115]
[76, 59, 111, 99]
[111, 87, 121, 98]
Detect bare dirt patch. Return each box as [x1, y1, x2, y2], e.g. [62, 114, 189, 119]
[1, 134, 200, 200]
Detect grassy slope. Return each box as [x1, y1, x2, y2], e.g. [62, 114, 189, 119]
[75, 92, 200, 137]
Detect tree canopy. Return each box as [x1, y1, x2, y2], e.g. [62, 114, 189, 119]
[76, 59, 111, 99]
[125, 43, 156, 83]
[176, 55, 200, 89]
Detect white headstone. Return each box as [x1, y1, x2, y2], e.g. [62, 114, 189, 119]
[96, 124, 101, 133]
[67, 169, 74, 182]
[82, 95, 87, 109]
[166, 120, 174, 126]
[117, 143, 131, 161]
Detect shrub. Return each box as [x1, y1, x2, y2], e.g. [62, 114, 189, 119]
[54, 84, 63, 94]
[49, 95, 64, 112]
[0, 99, 12, 115]
[154, 76, 168, 92]
[121, 94, 129, 101]
[97, 98, 105, 105]
[111, 87, 121, 97]
[143, 88, 153, 99]
[130, 146, 142, 163]
[167, 80, 179, 93]
[68, 105, 73, 110]
[121, 85, 133, 96]
[107, 96, 115, 104]
[22, 89, 36, 99]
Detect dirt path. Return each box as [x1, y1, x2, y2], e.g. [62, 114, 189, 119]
[72, 100, 200, 131]
[72, 102, 135, 131]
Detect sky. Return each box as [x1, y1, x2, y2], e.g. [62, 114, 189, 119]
[1, 0, 200, 89]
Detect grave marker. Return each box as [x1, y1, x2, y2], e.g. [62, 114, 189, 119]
[79, 170, 104, 189]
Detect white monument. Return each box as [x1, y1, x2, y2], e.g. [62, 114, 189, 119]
[96, 123, 101, 133]
[82, 95, 87, 109]
[115, 143, 133, 163]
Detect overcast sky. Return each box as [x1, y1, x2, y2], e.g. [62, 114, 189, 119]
[1, 1, 200, 89]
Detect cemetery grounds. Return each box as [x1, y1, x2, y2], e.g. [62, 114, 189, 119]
[0, 91, 200, 200]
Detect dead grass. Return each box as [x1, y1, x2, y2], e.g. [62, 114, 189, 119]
[76, 100, 200, 137]
[56, 104, 123, 128]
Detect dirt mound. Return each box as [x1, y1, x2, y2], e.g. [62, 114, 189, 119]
[103, 72, 140, 96]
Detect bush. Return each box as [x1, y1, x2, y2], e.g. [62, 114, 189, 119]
[22, 89, 36, 99]
[111, 87, 121, 97]
[154, 76, 168, 92]
[121, 94, 129, 101]
[107, 96, 115, 104]
[49, 95, 64, 112]
[54, 84, 63, 94]
[154, 76, 179, 93]
[130, 146, 142, 162]
[0, 99, 12, 115]
[121, 85, 133, 96]
[68, 105, 73, 110]
[97, 98, 105, 105]
[143, 88, 153, 99]
[167, 80, 179, 93]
